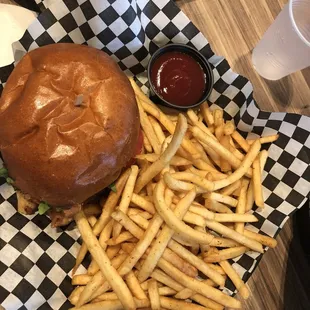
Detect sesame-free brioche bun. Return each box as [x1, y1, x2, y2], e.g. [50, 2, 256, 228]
[0, 43, 140, 207]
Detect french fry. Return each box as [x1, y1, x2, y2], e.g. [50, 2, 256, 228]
[219, 260, 249, 299]
[212, 140, 261, 191]
[74, 211, 135, 310]
[151, 270, 223, 310]
[143, 131, 153, 153]
[213, 109, 223, 128]
[219, 135, 232, 172]
[243, 229, 277, 248]
[71, 298, 150, 310]
[246, 150, 268, 212]
[154, 180, 215, 245]
[88, 220, 115, 275]
[204, 220, 263, 253]
[107, 231, 135, 245]
[135, 154, 192, 166]
[192, 126, 252, 177]
[129, 78, 201, 159]
[138, 189, 196, 282]
[215, 124, 224, 141]
[231, 131, 250, 152]
[69, 286, 85, 305]
[224, 121, 235, 135]
[87, 216, 97, 227]
[113, 166, 139, 238]
[219, 180, 241, 196]
[160, 296, 210, 310]
[149, 115, 166, 144]
[200, 101, 214, 127]
[187, 109, 216, 140]
[163, 172, 204, 193]
[174, 287, 194, 300]
[131, 193, 156, 214]
[157, 258, 241, 308]
[72, 274, 92, 286]
[234, 179, 249, 234]
[134, 114, 188, 193]
[125, 271, 148, 300]
[205, 192, 238, 207]
[148, 279, 161, 310]
[252, 157, 264, 208]
[73, 169, 130, 275]
[203, 246, 249, 263]
[247, 134, 279, 145]
[137, 98, 161, 154]
[205, 199, 233, 214]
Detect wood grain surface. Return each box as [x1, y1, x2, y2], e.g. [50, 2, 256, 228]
[1, 0, 310, 309]
[177, 1, 310, 309]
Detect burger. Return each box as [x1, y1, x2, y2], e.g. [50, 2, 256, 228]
[0, 43, 141, 226]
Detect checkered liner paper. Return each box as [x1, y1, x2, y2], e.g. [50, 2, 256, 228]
[0, 0, 309, 309]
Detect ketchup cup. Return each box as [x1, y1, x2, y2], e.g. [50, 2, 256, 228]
[147, 44, 214, 110]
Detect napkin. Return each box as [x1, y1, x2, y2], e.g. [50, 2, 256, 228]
[0, 1, 309, 309]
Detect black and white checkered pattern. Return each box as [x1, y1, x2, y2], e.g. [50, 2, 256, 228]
[0, 0, 309, 308]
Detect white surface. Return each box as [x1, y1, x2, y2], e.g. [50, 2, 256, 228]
[252, 0, 310, 80]
[0, 4, 37, 67]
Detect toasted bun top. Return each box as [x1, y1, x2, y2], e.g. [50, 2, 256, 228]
[0, 43, 140, 207]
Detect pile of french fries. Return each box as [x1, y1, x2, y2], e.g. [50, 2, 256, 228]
[70, 78, 279, 310]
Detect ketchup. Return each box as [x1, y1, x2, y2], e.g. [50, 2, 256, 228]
[150, 51, 206, 107]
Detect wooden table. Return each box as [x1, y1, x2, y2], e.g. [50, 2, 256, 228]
[177, 1, 310, 309]
[1, 0, 310, 309]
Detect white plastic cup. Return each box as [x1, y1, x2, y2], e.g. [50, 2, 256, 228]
[252, 0, 310, 80]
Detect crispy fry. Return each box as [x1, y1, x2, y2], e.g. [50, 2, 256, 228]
[154, 180, 214, 245]
[157, 258, 241, 308]
[224, 121, 235, 135]
[71, 298, 149, 310]
[88, 221, 115, 275]
[213, 109, 223, 127]
[72, 274, 92, 286]
[192, 126, 252, 177]
[234, 179, 249, 234]
[220, 260, 249, 299]
[200, 102, 214, 127]
[245, 150, 268, 212]
[137, 99, 161, 154]
[203, 246, 248, 262]
[107, 231, 135, 245]
[204, 220, 263, 253]
[135, 154, 191, 166]
[125, 271, 148, 300]
[138, 189, 196, 282]
[205, 199, 233, 214]
[244, 229, 277, 248]
[135, 114, 188, 193]
[231, 131, 250, 152]
[148, 279, 161, 310]
[73, 170, 130, 275]
[143, 131, 153, 153]
[130, 78, 201, 159]
[219, 135, 232, 172]
[113, 166, 139, 238]
[160, 296, 209, 310]
[219, 180, 241, 196]
[205, 192, 238, 207]
[247, 134, 279, 145]
[252, 157, 264, 208]
[74, 211, 134, 310]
